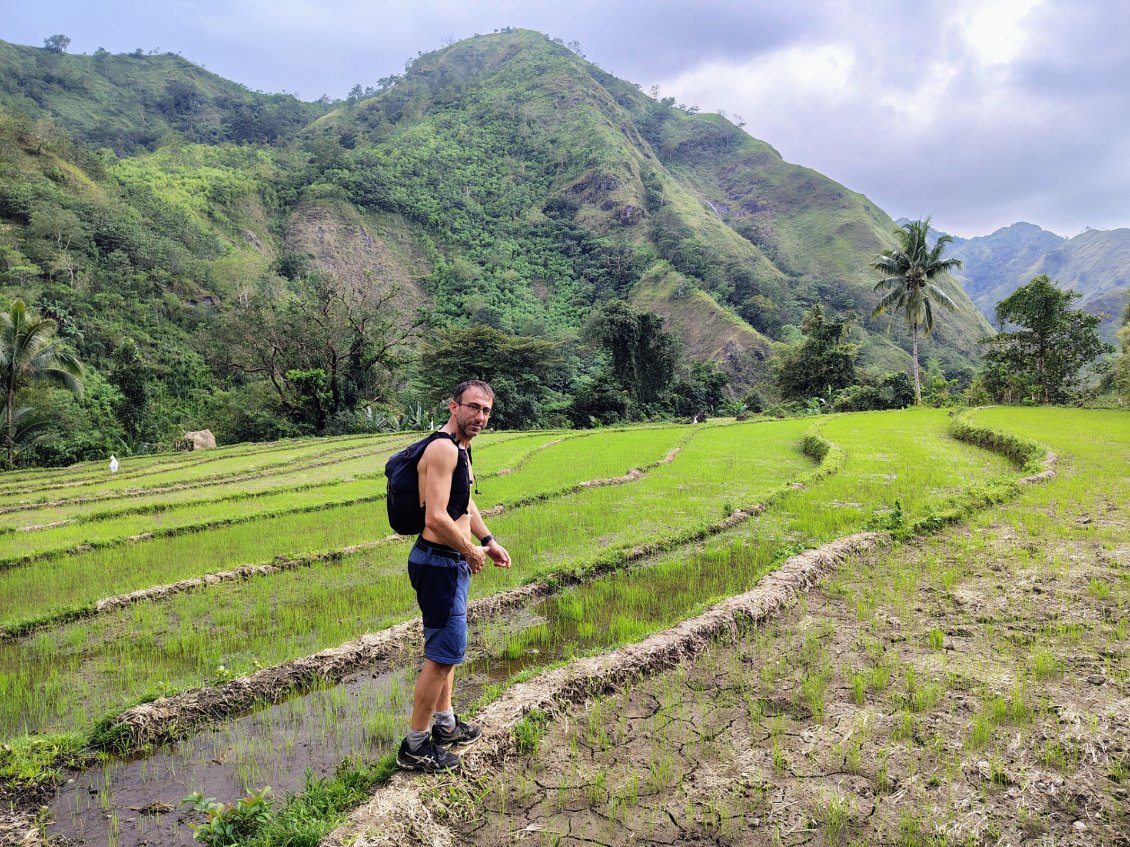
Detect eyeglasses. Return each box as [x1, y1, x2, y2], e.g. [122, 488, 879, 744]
[458, 401, 492, 417]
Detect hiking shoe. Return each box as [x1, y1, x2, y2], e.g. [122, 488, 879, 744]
[396, 735, 461, 773]
[431, 714, 483, 747]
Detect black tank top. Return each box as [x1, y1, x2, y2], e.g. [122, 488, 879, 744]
[447, 439, 473, 521]
[425, 431, 473, 521]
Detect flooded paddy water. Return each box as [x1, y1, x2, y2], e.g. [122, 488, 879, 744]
[44, 530, 783, 845]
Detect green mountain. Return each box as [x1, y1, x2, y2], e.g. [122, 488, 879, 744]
[0, 38, 325, 151]
[944, 222, 1130, 343]
[0, 30, 996, 454]
[300, 30, 989, 368]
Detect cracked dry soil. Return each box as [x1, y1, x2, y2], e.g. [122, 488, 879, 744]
[450, 500, 1128, 846]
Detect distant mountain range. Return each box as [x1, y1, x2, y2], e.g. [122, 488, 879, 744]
[905, 220, 1130, 343]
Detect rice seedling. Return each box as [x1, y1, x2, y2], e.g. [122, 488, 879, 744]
[14, 405, 1118, 847]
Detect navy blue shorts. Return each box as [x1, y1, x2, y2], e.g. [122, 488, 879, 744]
[408, 539, 470, 666]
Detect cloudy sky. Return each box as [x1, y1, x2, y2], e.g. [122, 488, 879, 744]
[5, 0, 1128, 238]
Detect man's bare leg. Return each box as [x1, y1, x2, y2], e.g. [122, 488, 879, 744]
[398, 658, 461, 771]
[435, 664, 454, 714]
[410, 659, 454, 732]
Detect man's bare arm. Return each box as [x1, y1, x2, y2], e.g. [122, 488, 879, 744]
[468, 499, 490, 546]
[469, 498, 511, 569]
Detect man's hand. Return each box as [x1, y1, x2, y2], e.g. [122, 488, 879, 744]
[466, 544, 486, 574]
[485, 539, 511, 569]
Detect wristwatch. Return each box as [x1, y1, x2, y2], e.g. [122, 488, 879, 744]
[479, 534, 494, 546]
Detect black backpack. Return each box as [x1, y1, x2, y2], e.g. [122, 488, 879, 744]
[385, 431, 467, 535]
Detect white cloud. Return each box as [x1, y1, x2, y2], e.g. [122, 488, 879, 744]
[647, 0, 1128, 236]
[959, 0, 1044, 66]
[3, 0, 1127, 235]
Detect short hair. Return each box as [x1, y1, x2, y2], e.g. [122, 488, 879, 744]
[453, 380, 494, 403]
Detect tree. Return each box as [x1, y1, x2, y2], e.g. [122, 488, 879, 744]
[829, 371, 915, 413]
[979, 275, 1113, 403]
[43, 34, 71, 53]
[773, 305, 859, 402]
[871, 218, 961, 404]
[583, 301, 676, 406]
[669, 361, 729, 419]
[1, 299, 84, 466]
[1106, 297, 1130, 405]
[216, 272, 423, 432]
[109, 338, 151, 441]
[417, 325, 564, 429]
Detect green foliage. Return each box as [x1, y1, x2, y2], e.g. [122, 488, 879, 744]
[0, 30, 1001, 466]
[234, 753, 397, 846]
[828, 372, 915, 413]
[514, 708, 551, 755]
[920, 359, 960, 407]
[1098, 295, 1130, 406]
[0, 731, 84, 786]
[584, 300, 676, 406]
[182, 787, 273, 846]
[1, 298, 84, 466]
[872, 219, 962, 403]
[1104, 297, 1130, 404]
[773, 305, 859, 402]
[215, 273, 423, 434]
[669, 360, 729, 418]
[108, 337, 150, 440]
[0, 39, 327, 152]
[416, 323, 565, 429]
[42, 35, 71, 54]
[949, 412, 1044, 472]
[87, 713, 134, 755]
[979, 275, 1114, 403]
[567, 371, 630, 427]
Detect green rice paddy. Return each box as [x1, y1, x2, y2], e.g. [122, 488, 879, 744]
[4, 406, 1107, 847]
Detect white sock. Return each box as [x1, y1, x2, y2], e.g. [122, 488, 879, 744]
[433, 709, 455, 732]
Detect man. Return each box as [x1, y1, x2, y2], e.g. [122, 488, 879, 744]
[396, 379, 512, 772]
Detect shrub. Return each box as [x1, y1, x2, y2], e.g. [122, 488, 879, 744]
[181, 787, 273, 846]
[829, 372, 915, 412]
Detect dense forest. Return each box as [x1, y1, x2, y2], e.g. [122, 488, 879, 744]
[1, 30, 1124, 467]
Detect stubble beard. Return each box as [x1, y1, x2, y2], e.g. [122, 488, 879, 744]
[455, 417, 481, 444]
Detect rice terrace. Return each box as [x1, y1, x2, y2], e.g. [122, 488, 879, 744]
[0, 406, 1122, 846]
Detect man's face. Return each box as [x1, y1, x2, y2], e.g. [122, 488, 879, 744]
[450, 387, 493, 441]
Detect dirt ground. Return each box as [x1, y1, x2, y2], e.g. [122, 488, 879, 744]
[447, 491, 1129, 845]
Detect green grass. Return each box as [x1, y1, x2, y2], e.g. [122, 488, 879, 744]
[0, 428, 677, 631]
[0, 420, 811, 736]
[0, 409, 1047, 769]
[8, 408, 1089, 844]
[0, 434, 405, 507]
[0, 431, 574, 564]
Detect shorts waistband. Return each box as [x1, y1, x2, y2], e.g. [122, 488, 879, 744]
[413, 538, 465, 560]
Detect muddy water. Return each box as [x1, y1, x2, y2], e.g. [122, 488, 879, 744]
[47, 617, 543, 846]
[47, 536, 776, 846]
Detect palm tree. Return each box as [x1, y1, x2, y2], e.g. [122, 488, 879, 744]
[871, 219, 962, 404]
[1, 299, 84, 466]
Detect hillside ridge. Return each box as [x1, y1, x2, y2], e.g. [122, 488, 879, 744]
[0, 28, 1005, 458]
